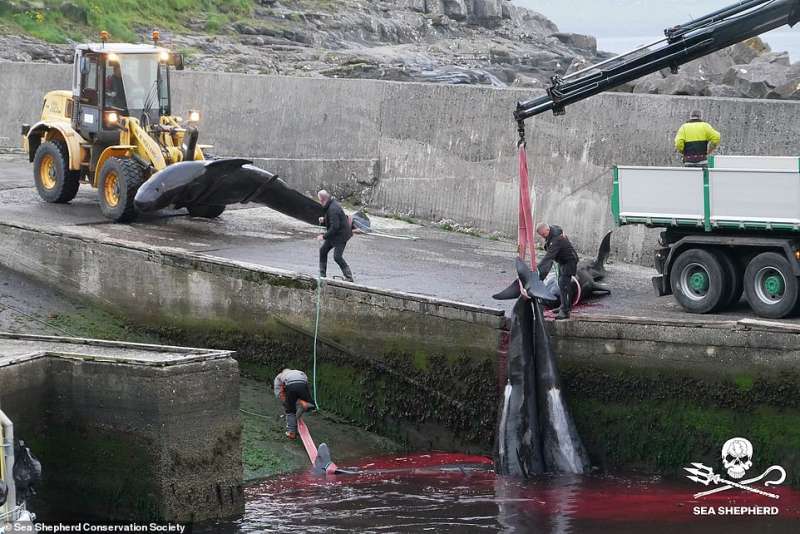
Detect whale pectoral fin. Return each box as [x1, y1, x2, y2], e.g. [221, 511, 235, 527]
[493, 280, 522, 300]
[591, 282, 611, 294]
[526, 277, 559, 301]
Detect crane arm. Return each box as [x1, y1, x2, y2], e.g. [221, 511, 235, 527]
[514, 0, 800, 122]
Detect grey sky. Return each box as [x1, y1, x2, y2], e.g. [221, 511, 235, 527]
[515, 1, 799, 57]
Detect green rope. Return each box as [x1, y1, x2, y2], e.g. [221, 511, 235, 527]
[312, 275, 323, 408]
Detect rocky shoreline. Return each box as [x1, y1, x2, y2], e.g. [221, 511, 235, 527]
[0, 0, 797, 99]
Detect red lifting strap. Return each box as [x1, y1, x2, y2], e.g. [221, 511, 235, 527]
[517, 144, 537, 270]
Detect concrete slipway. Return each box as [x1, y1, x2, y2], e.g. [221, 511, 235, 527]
[2, 152, 800, 489]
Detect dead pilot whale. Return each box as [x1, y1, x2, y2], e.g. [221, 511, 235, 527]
[495, 296, 590, 476]
[493, 246, 591, 476]
[493, 232, 612, 308]
[134, 158, 324, 224]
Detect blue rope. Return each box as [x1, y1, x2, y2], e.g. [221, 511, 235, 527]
[312, 274, 323, 407]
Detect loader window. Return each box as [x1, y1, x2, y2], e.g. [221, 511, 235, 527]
[80, 56, 99, 105]
[109, 54, 162, 113]
[158, 63, 170, 115]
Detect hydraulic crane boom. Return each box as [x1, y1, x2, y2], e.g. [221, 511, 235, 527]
[515, 0, 800, 121]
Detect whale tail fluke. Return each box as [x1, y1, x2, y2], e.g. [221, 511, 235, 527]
[495, 296, 590, 477]
[591, 232, 612, 275]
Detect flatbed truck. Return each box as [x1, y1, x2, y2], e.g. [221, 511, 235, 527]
[614, 156, 800, 318]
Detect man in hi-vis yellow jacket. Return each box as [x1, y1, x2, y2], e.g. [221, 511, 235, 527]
[675, 110, 721, 166]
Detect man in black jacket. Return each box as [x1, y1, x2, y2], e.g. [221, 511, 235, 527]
[317, 190, 354, 282]
[536, 223, 579, 320]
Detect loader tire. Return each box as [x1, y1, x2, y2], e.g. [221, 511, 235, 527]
[98, 157, 145, 223]
[187, 205, 225, 218]
[33, 139, 80, 203]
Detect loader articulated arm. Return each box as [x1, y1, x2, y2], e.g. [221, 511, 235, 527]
[514, 0, 800, 122]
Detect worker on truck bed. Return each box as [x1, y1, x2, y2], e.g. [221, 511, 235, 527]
[674, 110, 721, 166]
[274, 368, 316, 440]
[536, 223, 579, 320]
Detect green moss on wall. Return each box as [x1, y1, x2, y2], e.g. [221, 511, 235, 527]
[31, 426, 159, 520]
[233, 335, 498, 451]
[571, 398, 800, 486]
[562, 361, 800, 486]
[561, 361, 800, 410]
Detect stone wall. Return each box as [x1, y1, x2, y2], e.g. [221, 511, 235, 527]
[0, 343, 243, 523]
[0, 221, 505, 451]
[550, 316, 800, 485]
[1, 61, 799, 263]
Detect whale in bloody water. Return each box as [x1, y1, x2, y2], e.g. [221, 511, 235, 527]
[495, 296, 590, 477]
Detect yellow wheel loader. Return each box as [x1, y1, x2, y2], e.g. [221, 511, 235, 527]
[21, 32, 214, 222]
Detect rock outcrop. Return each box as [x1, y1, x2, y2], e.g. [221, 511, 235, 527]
[629, 38, 799, 100]
[0, 0, 796, 99]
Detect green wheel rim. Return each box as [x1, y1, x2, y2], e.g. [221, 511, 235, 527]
[755, 267, 787, 305]
[680, 262, 712, 301]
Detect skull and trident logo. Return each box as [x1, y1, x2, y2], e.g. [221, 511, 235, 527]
[685, 437, 787, 499]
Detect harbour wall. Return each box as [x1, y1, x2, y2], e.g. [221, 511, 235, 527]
[2, 62, 799, 264]
[0, 335, 243, 523]
[2, 220, 800, 483]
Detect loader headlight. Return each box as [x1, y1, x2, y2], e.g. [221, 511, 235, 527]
[188, 110, 200, 123]
[107, 53, 120, 63]
[104, 110, 120, 127]
[159, 50, 170, 62]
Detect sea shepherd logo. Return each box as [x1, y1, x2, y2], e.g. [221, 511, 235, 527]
[686, 437, 787, 515]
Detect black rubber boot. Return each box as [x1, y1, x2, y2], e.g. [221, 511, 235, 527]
[342, 267, 354, 283]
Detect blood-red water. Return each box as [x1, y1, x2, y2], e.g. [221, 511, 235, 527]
[211, 453, 800, 533]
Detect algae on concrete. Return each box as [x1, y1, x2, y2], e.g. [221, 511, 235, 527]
[239, 375, 401, 481]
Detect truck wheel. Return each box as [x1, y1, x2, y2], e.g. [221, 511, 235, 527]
[743, 252, 798, 319]
[670, 248, 725, 314]
[98, 157, 145, 222]
[187, 205, 225, 218]
[714, 249, 743, 310]
[33, 139, 80, 203]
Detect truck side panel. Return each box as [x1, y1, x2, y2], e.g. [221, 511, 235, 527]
[710, 169, 800, 229]
[616, 166, 705, 226]
[615, 162, 800, 232]
[709, 155, 800, 171]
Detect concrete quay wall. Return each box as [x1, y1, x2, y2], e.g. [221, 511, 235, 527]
[2, 62, 799, 263]
[0, 335, 243, 523]
[0, 221, 506, 451]
[550, 316, 800, 485]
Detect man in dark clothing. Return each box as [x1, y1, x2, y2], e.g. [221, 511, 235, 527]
[317, 190, 354, 282]
[536, 223, 579, 320]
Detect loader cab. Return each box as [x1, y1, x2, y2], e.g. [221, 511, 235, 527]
[72, 44, 182, 142]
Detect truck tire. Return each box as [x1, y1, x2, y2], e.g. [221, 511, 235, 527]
[743, 252, 798, 319]
[33, 139, 80, 203]
[669, 248, 726, 314]
[187, 205, 225, 218]
[97, 157, 145, 222]
[714, 249, 743, 310]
